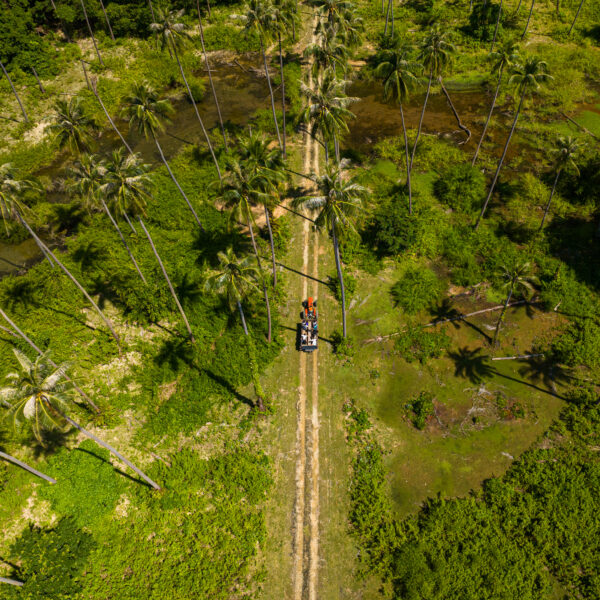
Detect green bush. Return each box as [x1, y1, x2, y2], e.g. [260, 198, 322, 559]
[4, 517, 95, 600]
[183, 76, 206, 103]
[434, 163, 486, 213]
[552, 319, 600, 368]
[406, 391, 435, 429]
[391, 266, 445, 314]
[331, 330, 356, 359]
[328, 272, 357, 302]
[39, 439, 126, 528]
[394, 324, 451, 363]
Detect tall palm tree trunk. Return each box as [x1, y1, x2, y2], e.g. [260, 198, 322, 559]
[516, 0, 524, 13]
[278, 33, 287, 158]
[539, 169, 561, 231]
[332, 226, 347, 338]
[123, 211, 137, 234]
[399, 102, 413, 214]
[521, 0, 535, 39]
[49, 0, 72, 41]
[16, 213, 54, 267]
[98, 0, 115, 40]
[493, 282, 514, 346]
[491, 0, 503, 50]
[384, 0, 392, 35]
[51, 405, 161, 490]
[409, 68, 433, 174]
[171, 43, 222, 180]
[475, 91, 525, 229]
[264, 206, 277, 287]
[0, 450, 56, 484]
[79, 0, 105, 66]
[246, 213, 272, 343]
[0, 60, 29, 123]
[100, 199, 146, 283]
[196, 0, 227, 148]
[260, 37, 282, 149]
[151, 131, 204, 230]
[237, 302, 266, 411]
[138, 218, 195, 343]
[89, 76, 134, 154]
[17, 214, 121, 348]
[148, 0, 156, 22]
[0, 306, 100, 412]
[391, 0, 395, 38]
[439, 77, 471, 142]
[472, 62, 505, 166]
[568, 0, 585, 35]
[31, 67, 45, 94]
[238, 300, 249, 335]
[0, 577, 23, 587]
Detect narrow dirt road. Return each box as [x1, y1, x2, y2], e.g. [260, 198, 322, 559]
[292, 12, 321, 599]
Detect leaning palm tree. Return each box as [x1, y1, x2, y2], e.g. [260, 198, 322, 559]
[492, 262, 537, 346]
[521, 0, 535, 39]
[1, 348, 160, 490]
[69, 153, 147, 284]
[243, 0, 282, 149]
[122, 82, 204, 230]
[150, 4, 221, 177]
[196, 0, 227, 148]
[374, 46, 420, 214]
[472, 39, 520, 166]
[204, 247, 267, 411]
[0, 164, 120, 347]
[218, 157, 274, 342]
[0, 60, 29, 122]
[98, 0, 115, 40]
[568, 0, 585, 35]
[0, 448, 56, 484]
[411, 26, 455, 174]
[101, 149, 195, 341]
[48, 97, 99, 155]
[539, 136, 583, 231]
[79, 0, 104, 65]
[293, 160, 367, 337]
[299, 68, 357, 163]
[475, 57, 552, 228]
[236, 132, 286, 287]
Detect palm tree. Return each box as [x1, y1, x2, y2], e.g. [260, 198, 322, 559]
[410, 27, 455, 174]
[299, 69, 357, 163]
[204, 247, 267, 410]
[122, 82, 204, 230]
[374, 47, 420, 214]
[150, 5, 221, 177]
[1, 348, 160, 490]
[69, 153, 147, 284]
[237, 131, 286, 287]
[490, 0, 503, 51]
[89, 75, 133, 154]
[475, 57, 552, 228]
[196, 0, 227, 148]
[79, 0, 104, 66]
[539, 136, 583, 231]
[308, 0, 353, 29]
[0, 60, 29, 123]
[336, 7, 364, 51]
[48, 97, 99, 155]
[219, 157, 274, 342]
[0, 165, 119, 347]
[472, 39, 520, 166]
[568, 0, 585, 35]
[293, 160, 367, 337]
[101, 149, 195, 341]
[0, 449, 56, 484]
[492, 262, 537, 346]
[244, 0, 282, 149]
[305, 29, 349, 79]
[98, 0, 115, 40]
[521, 0, 535, 39]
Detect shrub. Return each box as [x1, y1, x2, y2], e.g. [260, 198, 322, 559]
[332, 330, 356, 359]
[391, 266, 445, 314]
[552, 319, 600, 368]
[406, 391, 435, 429]
[328, 272, 357, 302]
[4, 517, 95, 600]
[344, 399, 372, 440]
[395, 324, 451, 363]
[434, 163, 486, 213]
[39, 439, 126, 528]
[183, 76, 206, 103]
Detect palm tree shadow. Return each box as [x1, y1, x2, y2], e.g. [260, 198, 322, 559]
[193, 228, 251, 268]
[448, 346, 494, 384]
[75, 447, 152, 489]
[154, 337, 194, 373]
[29, 429, 73, 458]
[430, 299, 492, 342]
[204, 369, 255, 408]
[517, 354, 571, 391]
[491, 368, 565, 400]
[1, 279, 41, 311]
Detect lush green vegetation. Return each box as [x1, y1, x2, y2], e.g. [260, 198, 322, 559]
[1, 0, 599, 596]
